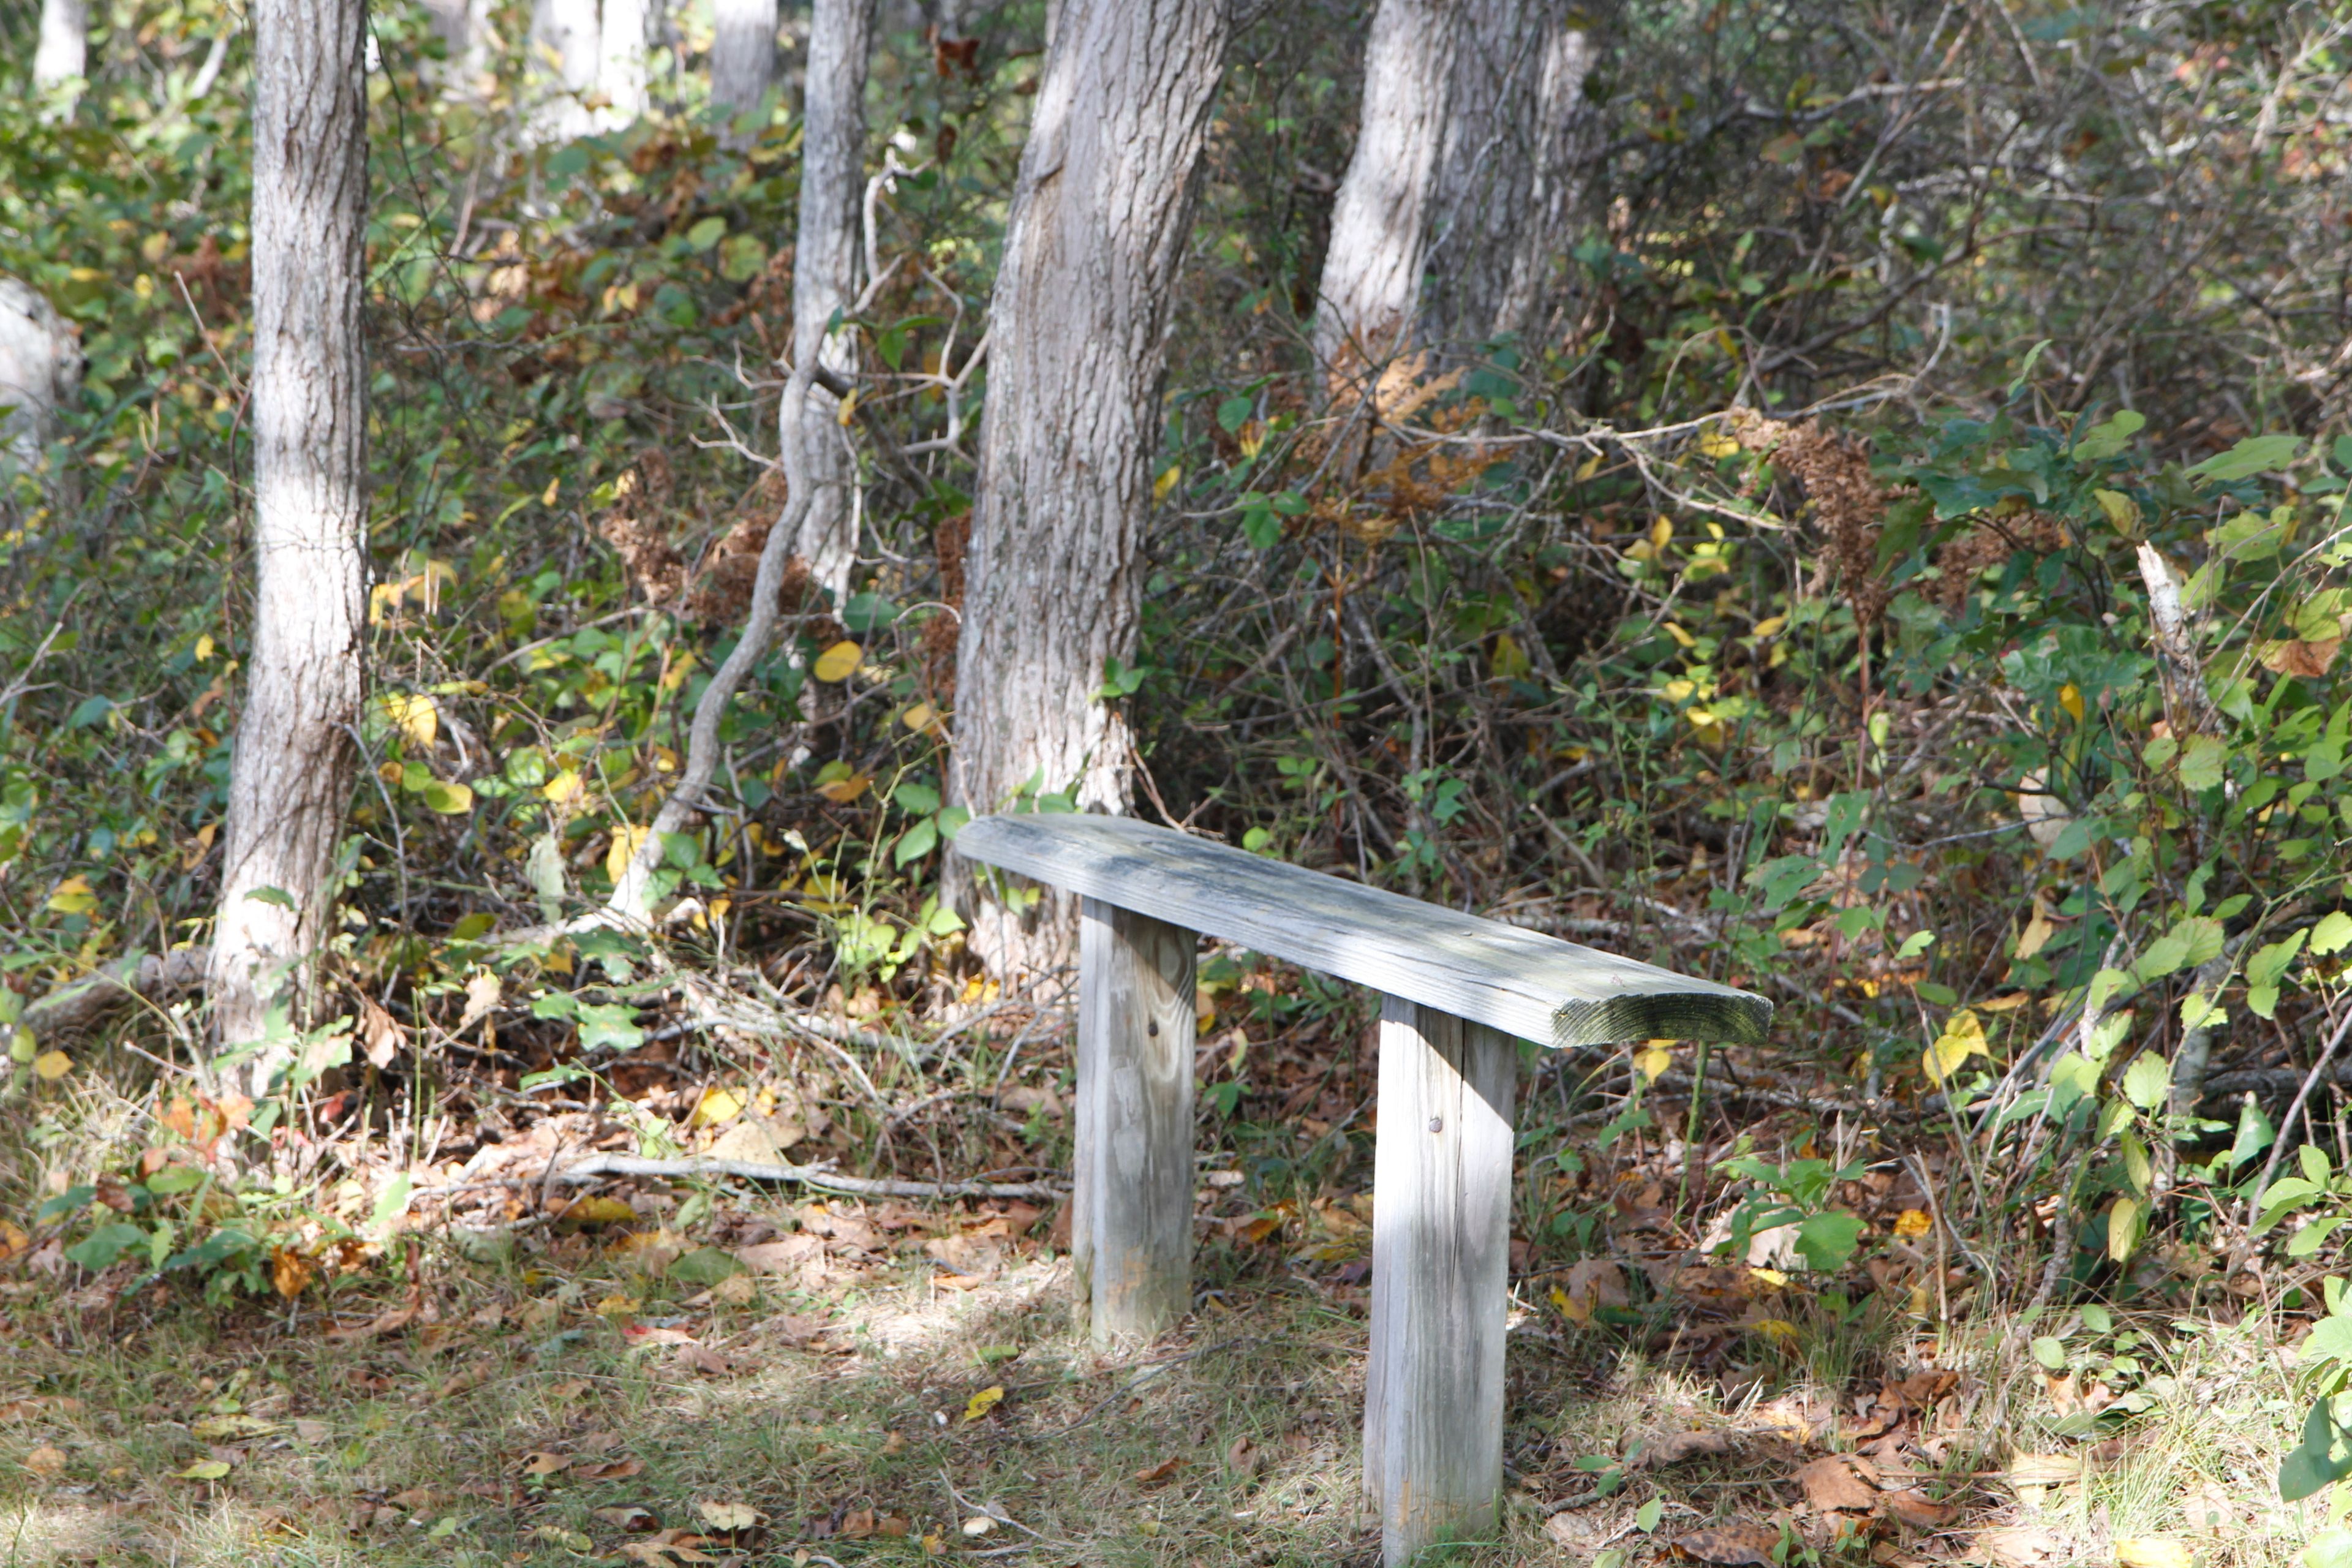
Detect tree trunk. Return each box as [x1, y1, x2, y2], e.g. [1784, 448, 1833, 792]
[209, 0, 369, 1095]
[783, 0, 875, 608]
[945, 0, 1232, 976]
[1422, 0, 1599, 348]
[526, 0, 600, 141]
[1316, 0, 1601, 374]
[598, 0, 653, 125]
[0, 276, 82, 478]
[32, 0, 88, 113]
[1312, 0, 1461, 383]
[709, 0, 777, 130]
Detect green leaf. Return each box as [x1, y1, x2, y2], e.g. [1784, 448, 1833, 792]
[2072, 409, 2145, 462]
[893, 781, 941, 816]
[2186, 433, 2303, 481]
[717, 233, 767, 283]
[667, 1246, 744, 1286]
[1635, 1496, 1663, 1532]
[2313, 911, 2352, 957]
[64, 1222, 148, 1270]
[576, 1003, 646, 1053]
[2250, 930, 2309, 989]
[2176, 734, 2227, 792]
[1793, 1210, 1863, 1271]
[893, 818, 938, 866]
[685, 216, 726, 252]
[244, 885, 297, 910]
[2119, 1054, 2169, 1112]
[2228, 1098, 2276, 1170]
[2030, 1335, 2068, 1371]
[2301, 1527, 2352, 1568]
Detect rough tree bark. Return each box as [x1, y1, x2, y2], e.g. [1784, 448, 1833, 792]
[945, 0, 1233, 976]
[1311, 0, 1461, 382]
[1317, 0, 1600, 374]
[33, 0, 88, 115]
[526, 0, 601, 141]
[209, 0, 369, 1093]
[783, 0, 876, 608]
[709, 0, 778, 129]
[0, 276, 83, 477]
[598, 0, 654, 125]
[1422, 0, 1599, 347]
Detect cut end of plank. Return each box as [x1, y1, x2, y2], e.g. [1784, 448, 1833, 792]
[1551, 989, 1772, 1050]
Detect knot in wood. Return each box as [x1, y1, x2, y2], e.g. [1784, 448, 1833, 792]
[1427, 1116, 1442, 1133]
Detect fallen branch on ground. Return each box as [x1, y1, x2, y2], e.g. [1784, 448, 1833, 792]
[26, 947, 209, 1043]
[553, 1152, 1065, 1201]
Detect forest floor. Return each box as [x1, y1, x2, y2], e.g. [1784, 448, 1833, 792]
[0, 1017, 2328, 1568]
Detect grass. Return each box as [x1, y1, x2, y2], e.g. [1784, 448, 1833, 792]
[1, 1052, 2343, 1567]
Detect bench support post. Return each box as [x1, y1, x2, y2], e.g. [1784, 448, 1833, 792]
[1365, 996, 1518, 1566]
[1073, 897, 1197, 1346]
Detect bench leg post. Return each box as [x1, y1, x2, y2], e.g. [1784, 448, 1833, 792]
[1073, 897, 1198, 1346]
[1365, 995, 1518, 1566]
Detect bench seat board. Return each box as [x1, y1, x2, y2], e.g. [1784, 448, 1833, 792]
[956, 813, 1771, 1049]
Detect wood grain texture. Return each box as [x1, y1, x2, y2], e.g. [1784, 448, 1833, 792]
[1364, 997, 1517, 1565]
[957, 814, 1769, 1048]
[1073, 899, 1199, 1345]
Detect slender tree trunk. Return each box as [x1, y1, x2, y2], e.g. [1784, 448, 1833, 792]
[0, 277, 81, 478]
[33, 0, 88, 114]
[1312, 0, 1461, 383]
[209, 0, 369, 1095]
[945, 0, 1232, 976]
[420, 0, 481, 93]
[1422, 0, 1599, 347]
[527, 0, 600, 141]
[709, 0, 777, 130]
[598, 0, 653, 124]
[784, 0, 875, 607]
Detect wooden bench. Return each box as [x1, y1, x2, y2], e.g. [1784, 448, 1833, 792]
[956, 813, 1770, 1566]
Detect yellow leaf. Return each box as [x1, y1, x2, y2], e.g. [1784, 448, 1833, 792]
[381, 692, 438, 747]
[2114, 1538, 2193, 1568]
[592, 1292, 640, 1318]
[835, 388, 860, 426]
[1747, 1267, 1789, 1289]
[1924, 1009, 1988, 1082]
[901, 702, 938, 733]
[1153, 464, 1182, 502]
[605, 824, 650, 883]
[47, 875, 97, 915]
[1649, 515, 1673, 549]
[812, 641, 862, 684]
[544, 769, 584, 805]
[814, 770, 871, 804]
[9, 1027, 32, 1063]
[1636, 1044, 1672, 1083]
[2059, 682, 2084, 722]
[33, 1051, 72, 1081]
[2108, 1195, 2141, 1262]
[1663, 622, 1697, 648]
[423, 780, 473, 815]
[1550, 1284, 1589, 1324]
[962, 1385, 1005, 1423]
[1751, 1317, 1801, 1344]
[1752, 614, 1786, 638]
[1894, 1208, 1932, 1239]
[194, 633, 215, 662]
[2093, 488, 2141, 537]
[542, 477, 560, 507]
[1490, 632, 1531, 681]
[176, 1460, 230, 1481]
[690, 1086, 745, 1129]
[1978, 992, 2030, 1012]
[698, 1501, 764, 1531]
[1575, 452, 1603, 481]
[563, 1195, 636, 1226]
[2016, 902, 2056, 960]
[1697, 428, 1741, 459]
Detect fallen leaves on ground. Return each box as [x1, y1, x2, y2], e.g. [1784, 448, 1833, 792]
[695, 1500, 763, 1532]
[2114, 1539, 2195, 1568]
[1670, 1520, 1782, 1564]
[1795, 1452, 1877, 1513]
[1973, 1526, 2071, 1566]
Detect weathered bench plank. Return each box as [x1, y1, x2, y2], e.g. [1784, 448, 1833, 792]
[956, 813, 1770, 1048]
[1071, 899, 1197, 1344]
